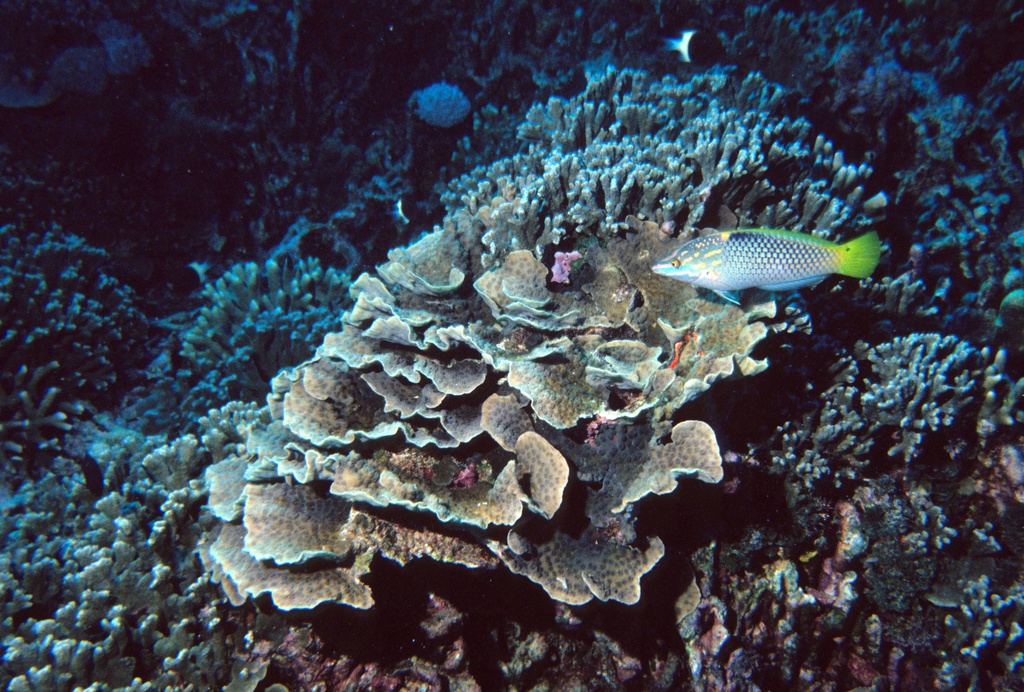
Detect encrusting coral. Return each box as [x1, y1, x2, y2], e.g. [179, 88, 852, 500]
[200, 65, 881, 611]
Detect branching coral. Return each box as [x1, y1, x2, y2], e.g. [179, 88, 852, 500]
[713, 1, 1024, 348]
[0, 226, 146, 476]
[754, 325, 1023, 688]
[856, 334, 979, 460]
[773, 333, 1001, 493]
[937, 576, 1024, 686]
[2, 2, 1022, 689]
[0, 403, 269, 691]
[179, 255, 350, 413]
[682, 459, 1022, 690]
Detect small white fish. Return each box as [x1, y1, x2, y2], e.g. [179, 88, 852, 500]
[665, 29, 725, 64]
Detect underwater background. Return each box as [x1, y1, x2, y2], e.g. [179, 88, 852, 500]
[2, 0, 1024, 689]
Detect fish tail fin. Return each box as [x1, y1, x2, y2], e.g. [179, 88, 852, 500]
[835, 231, 881, 279]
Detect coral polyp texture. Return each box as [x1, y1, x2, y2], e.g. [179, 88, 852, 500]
[201, 65, 880, 611]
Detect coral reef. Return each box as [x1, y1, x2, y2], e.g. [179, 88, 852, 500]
[0, 226, 146, 476]
[0, 404, 265, 690]
[680, 462, 1024, 689]
[2, 1, 1024, 688]
[774, 332, 1024, 493]
[178, 253, 351, 414]
[708, 1, 1024, 350]
[737, 328, 1024, 688]
[200, 64, 882, 619]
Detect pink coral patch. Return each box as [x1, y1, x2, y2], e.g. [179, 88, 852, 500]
[550, 250, 582, 284]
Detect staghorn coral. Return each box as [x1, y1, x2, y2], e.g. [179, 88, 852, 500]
[854, 272, 941, 322]
[200, 65, 882, 612]
[0, 226, 146, 476]
[483, 66, 878, 260]
[935, 576, 1024, 687]
[855, 334, 979, 460]
[894, 74, 1024, 341]
[2, 4, 1021, 689]
[976, 349, 1024, 438]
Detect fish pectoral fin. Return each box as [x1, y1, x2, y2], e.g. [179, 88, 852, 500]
[712, 289, 741, 305]
[759, 276, 828, 292]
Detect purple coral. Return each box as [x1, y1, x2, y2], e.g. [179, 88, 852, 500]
[550, 250, 581, 284]
[449, 462, 478, 489]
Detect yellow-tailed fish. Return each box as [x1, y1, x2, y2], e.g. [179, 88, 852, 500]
[651, 228, 881, 304]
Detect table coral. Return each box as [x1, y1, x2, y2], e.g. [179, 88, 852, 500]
[489, 528, 665, 606]
[202, 447, 500, 611]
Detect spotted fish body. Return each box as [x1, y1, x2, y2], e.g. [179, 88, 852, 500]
[652, 228, 881, 304]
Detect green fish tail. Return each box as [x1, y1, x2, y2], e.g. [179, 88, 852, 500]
[834, 231, 881, 279]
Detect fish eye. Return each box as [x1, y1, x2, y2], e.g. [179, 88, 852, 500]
[671, 259, 681, 268]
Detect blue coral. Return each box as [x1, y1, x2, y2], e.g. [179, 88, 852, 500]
[411, 81, 471, 128]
